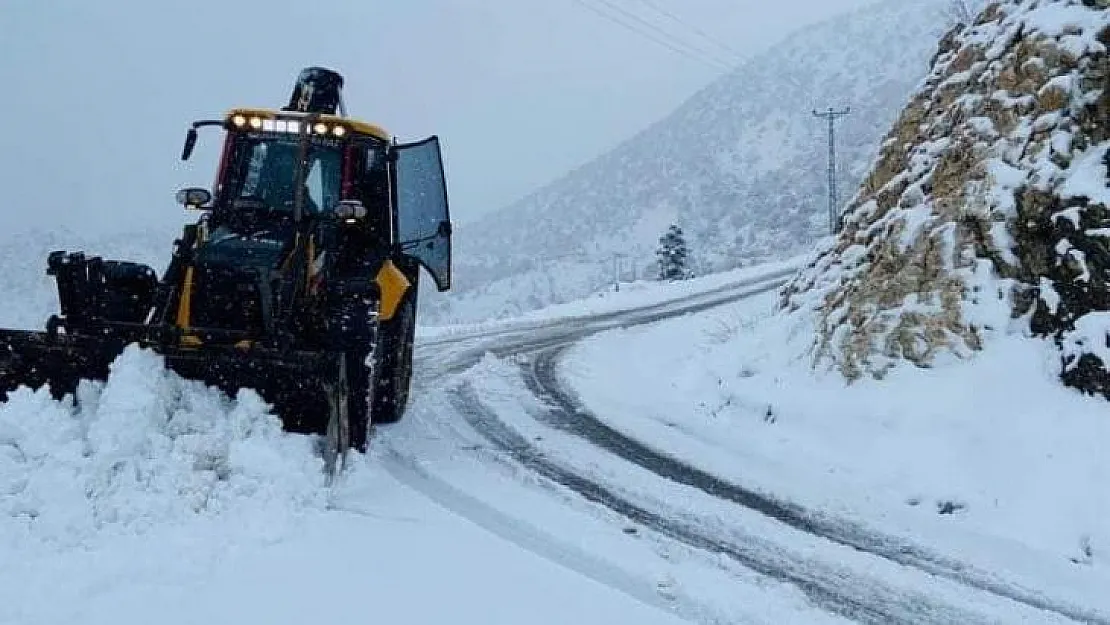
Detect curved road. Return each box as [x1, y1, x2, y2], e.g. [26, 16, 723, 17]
[382, 269, 1107, 625]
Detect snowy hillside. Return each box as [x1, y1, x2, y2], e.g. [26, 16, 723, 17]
[426, 0, 962, 324]
[780, 0, 1110, 398]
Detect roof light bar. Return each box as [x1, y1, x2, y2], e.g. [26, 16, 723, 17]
[229, 113, 349, 138]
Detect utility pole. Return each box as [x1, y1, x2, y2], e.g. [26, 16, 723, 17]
[813, 106, 851, 234]
[612, 253, 626, 292]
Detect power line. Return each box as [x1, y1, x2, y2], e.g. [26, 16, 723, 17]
[569, 0, 728, 70]
[568, 0, 733, 71]
[632, 0, 745, 63]
[591, 0, 736, 68]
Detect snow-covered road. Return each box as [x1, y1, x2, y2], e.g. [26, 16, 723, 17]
[387, 265, 1107, 624]
[524, 346, 1110, 624]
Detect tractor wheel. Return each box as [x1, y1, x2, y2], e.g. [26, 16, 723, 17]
[371, 290, 417, 425]
[394, 294, 417, 414]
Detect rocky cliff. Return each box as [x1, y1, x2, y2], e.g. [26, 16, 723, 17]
[779, 0, 1110, 399]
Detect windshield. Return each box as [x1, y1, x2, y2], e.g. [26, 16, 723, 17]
[226, 134, 343, 215]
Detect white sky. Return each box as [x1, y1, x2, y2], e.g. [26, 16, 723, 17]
[0, 0, 877, 234]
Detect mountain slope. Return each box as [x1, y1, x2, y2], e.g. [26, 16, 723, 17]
[427, 0, 960, 324]
[779, 0, 1110, 397]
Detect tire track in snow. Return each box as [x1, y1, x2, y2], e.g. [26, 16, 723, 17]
[448, 384, 986, 625]
[383, 273, 814, 625]
[375, 445, 694, 623]
[520, 339, 1110, 625]
[408, 273, 1024, 623]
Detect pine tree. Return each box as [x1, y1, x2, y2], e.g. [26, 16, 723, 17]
[656, 224, 691, 281]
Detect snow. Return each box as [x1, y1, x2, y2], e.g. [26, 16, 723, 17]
[10, 1, 1110, 622]
[1062, 311, 1110, 374]
[3, 242, 1110, 622]
[376, 369, 856, 625]
[557, 287, 1110, 616]
[1061, 141, 1110, 206]
[1025, 2, 1110, 45]
[417, 256, 804, 342]
[0, 345, 327, 551]
[0, 345, 693, 625]
[1039, 276, 1062, 314]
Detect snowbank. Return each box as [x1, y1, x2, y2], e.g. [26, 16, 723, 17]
[0, 345, 329, 555]
[0, 341, 691, 625]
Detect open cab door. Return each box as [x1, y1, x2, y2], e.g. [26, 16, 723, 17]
[391, 136, 452, 292]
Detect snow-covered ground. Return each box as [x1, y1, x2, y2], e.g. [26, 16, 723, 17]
[0, 258, 847, 625]
[375, 372, 859, 625]
[417, 257, 803, 343]
[6, 245, 1109, 623]
[0, 347, 695, 625]
[555, 286, 1110, 614]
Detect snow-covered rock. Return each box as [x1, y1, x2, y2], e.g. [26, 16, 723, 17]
[780, 0, 1110, 397]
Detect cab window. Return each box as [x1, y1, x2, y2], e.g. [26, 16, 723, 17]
[226, 134, 342, 214]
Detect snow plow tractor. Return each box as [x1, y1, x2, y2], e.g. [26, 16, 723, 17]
[0, 67, 452, 471]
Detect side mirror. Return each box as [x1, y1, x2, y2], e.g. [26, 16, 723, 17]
[437, 220, 452, 238]
[176, 187, 212, 209]
[182, 128, 198, 161]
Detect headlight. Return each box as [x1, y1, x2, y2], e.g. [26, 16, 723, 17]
[335, 200, 367, 220]
[313, 122, 329, 135]
[231, 114, 247, 127]
[332, 125, 347, 137]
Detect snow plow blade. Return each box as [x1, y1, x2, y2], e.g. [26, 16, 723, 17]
[0, 329, 351, 470]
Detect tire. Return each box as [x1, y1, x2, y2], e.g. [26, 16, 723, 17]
[370, 289, 416, 425]
[395, 297, 416, 414]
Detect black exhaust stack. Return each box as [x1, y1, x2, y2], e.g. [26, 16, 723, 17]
[284, 67, 346, 115]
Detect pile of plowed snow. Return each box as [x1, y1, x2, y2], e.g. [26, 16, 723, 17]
[0, 345, 330, 553]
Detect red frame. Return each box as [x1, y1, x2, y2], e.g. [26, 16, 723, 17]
[212, 133, 235, 199]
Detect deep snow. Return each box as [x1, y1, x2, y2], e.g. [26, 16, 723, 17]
[4, 251, 1109, 623]
[0, 345, 694, 625]
[0, 259, 831, 625]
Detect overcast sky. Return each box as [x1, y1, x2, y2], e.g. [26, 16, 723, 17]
[0, 0, 878, 236]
